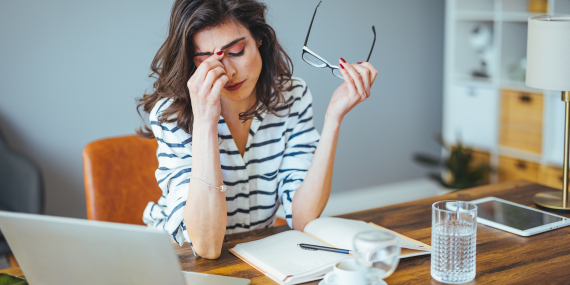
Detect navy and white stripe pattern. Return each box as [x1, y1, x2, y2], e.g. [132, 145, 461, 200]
[142, 77, 320, 247]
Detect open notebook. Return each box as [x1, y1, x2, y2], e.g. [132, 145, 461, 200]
[229, 217, 430, 284]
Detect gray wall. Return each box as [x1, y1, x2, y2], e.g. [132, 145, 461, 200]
[0, 0, 444, 218]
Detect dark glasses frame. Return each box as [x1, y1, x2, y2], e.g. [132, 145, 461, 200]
[302, 1, 376, 79]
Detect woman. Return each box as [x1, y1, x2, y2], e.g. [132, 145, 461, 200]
[138, 0, 377, 259]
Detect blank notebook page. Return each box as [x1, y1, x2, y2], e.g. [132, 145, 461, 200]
[232, 230, 348, 280]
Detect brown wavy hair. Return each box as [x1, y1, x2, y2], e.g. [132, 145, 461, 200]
[136, 0, 294, 138]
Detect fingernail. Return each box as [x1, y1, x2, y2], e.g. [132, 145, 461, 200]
[357, 62, 363, 64]
[340, 64, 344, 69]
[340, 58, 346, 63]
[216, 51, 223, 55]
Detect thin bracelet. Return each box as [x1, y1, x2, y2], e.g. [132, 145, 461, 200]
[190, 175, 227, 192]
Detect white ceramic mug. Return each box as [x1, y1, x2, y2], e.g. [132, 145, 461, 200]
[324, 258, 368, 285]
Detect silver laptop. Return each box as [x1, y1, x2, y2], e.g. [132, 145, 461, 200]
[0, 211, 249, 285]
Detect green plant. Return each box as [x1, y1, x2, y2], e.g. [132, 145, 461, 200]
[413, 135, 493, 190]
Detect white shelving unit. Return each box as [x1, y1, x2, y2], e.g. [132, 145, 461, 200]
[443, 0, 570, 183]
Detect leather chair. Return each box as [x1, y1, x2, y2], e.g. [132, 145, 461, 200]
[83, 135, 160, 225]
[83, 135, 287, 226]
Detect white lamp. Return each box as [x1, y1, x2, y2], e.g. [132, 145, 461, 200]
[526, 15, 570, 210]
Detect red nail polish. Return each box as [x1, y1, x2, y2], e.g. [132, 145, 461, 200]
[340, 64, 344, 69]
[340, 58, 346, 63]
[357, 62, 363, 64]
[216, 51, 223, 55]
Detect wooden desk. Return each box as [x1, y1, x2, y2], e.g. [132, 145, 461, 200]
[3, 180, 570, 284]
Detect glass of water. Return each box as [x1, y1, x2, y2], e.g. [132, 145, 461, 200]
[354, 230, 401, 284]
[431, 201, 477, 284]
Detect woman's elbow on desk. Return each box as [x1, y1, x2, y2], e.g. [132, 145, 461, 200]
[192, 242, 223, 259]
[292, 213, 320, 232]
[186, 225, 225, 259]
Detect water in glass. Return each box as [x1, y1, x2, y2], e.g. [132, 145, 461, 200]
[431, 201, 477, 284]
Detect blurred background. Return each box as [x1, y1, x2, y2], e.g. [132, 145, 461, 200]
[0, 0, 445, 222]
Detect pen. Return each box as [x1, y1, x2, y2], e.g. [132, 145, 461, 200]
[297, 243, 354, 254]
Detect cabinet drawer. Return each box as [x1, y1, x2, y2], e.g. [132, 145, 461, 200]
[498, 156, 539, 183]
[539, 165, 565, 190]
[499, 89, 543, 154]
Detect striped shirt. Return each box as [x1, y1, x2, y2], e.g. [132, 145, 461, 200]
[142, 77, 320, 247]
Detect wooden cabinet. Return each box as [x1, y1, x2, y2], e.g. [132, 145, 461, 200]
[498, 156, 540, 183]
[499, 89, 543, 154]
[539, 165, 565, 190]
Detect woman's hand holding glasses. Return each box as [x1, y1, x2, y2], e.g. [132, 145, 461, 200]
[187, 52, 229, 125]
[326, 59, 378, 122]
[302, 1, 377, 123]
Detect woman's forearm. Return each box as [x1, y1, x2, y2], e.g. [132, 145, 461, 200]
[291, 58, 377, 230]
[183, 121, 227, 259]
[291, 115, 341, 231]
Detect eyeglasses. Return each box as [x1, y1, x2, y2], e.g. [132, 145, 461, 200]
[302, 1, 376, 80]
